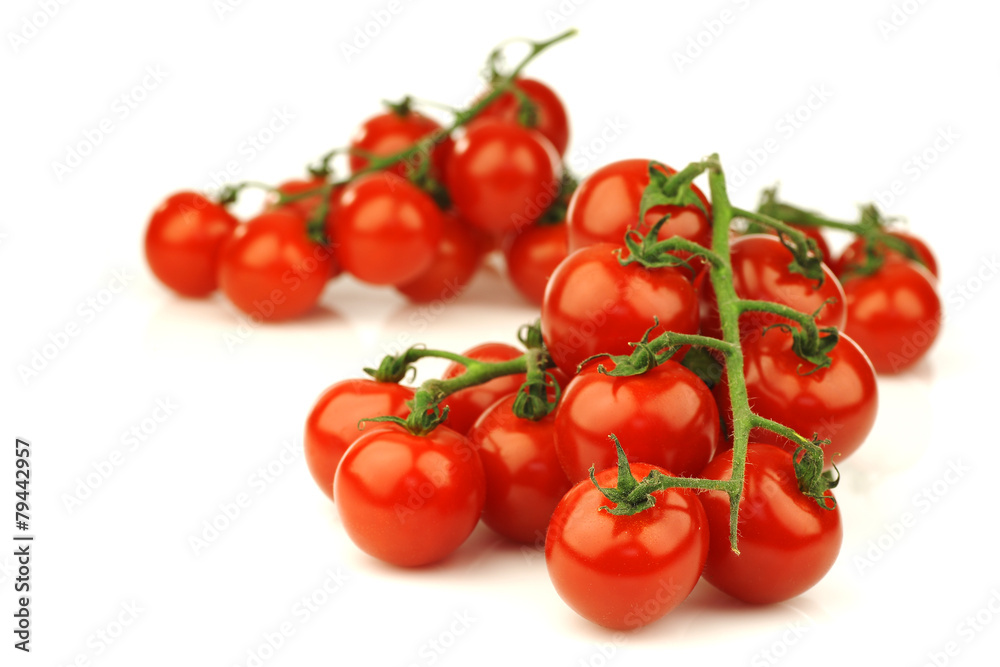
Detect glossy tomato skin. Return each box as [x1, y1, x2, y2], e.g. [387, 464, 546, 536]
[265, 178, 344, 280]
[832, 231, 938, 278]
[554, 359, 719, 482]
[699, 444, 842, 604]
[145, 191, 239, 297]
[702, 235, 846, 341]
[217, 210, 334, 321]
[841, 261, 941, 374]
[468, 394, 570, 545]
[304, 379, 415, 500]
[541, 243, 699, 377]
[395, 211, 483, 303]
[503, 222, 569, 305]
[714, 327, 878, 463]
[331, 173, 443, 286]
[445, 119, 561, 235]
[565, 158, 712, 253]
[546, 463, 709, 630]
[478, 78, 570, 156]
[348, 109, 453, 180]
[334, 425, 485, 567]
[440, 343, 525, 434]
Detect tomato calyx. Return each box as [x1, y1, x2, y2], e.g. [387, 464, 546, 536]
[588, 435, 660, 516]
[793, 439, 840, 509]
[763, 321, 840, 374]
[511, 348, 561, 421]
[638, 160, 710, 220]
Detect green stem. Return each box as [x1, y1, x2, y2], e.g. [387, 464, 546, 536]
[737, 299, 820, 339]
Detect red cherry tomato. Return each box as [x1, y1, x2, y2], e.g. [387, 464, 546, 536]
[264, 178, 344, 280]
[565, 158, 711, 253]
[503, 222, 569, 305]
[554, 359, 719, 482]
[545, 463, 708, 630]
[217, 210, 333, 321]
[540, 243, 699, 377]
[832, 231, 938, 278]
[304, 379, 414, 500]
[702, 235, 846, 340]
[440, 343, 525, 434]
[445, 119, 561, 235]
[714, 326, 878, 463]
[334, 424, 485, 567]
[467, 394, 570, 545]
[841, 261, 941, 373]
[331, 173, 443, 286]
[145, 191, 239, 297]
[478, 77, 570, 156]
[395, 212, 484, 303]
[699, 444, 842, 604]
[348, 109, 453, 180]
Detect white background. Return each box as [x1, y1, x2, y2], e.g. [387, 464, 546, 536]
[3, 0, 1000, 665]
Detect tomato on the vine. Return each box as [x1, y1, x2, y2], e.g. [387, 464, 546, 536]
[467, 394, 570, 545]
[217, 210, 334, 321]
[841, 261, 941, 374]
[565, 158, 711, 253]
[395, 211, 484, 303]
[698, 443, 842, 604]
[349, 108, 453, 180]
[445, 119, 561, 235]
[503, 221, 569, 305]
[832, 231, 938, 279]
[541, 243, 699, 377]
[753, 223, 831, 263]
[304, 379, 415, 501]
[545, 463, 708, 630]
[714, 326, 878, 463]
[145, 191, 239, 297]
[554, 359, 719, 482]
[330, 172, 443, 286]
[334, 424, 485, 567]
[440, 343, 525, 434]
[478, 77, 570, 156]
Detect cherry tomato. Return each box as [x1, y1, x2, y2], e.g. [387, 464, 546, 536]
[331, 173, 443, 286]
[503, 222, 569, 305]
[832, 231, 938, 279]
[545, 463, 708, 630]
[304, 379, 414, 501]
[217, 210, 334, 321]
[554, 359, 719, 482]
[714, 326, 878, 463]
[445, 119, 561, 235]
[541, 243, 699, 377]
[841, 261, 941, 374]
[349, 108, 453, 180]
[701, 235, 846, 341]
[565, 158, 711, 253]
[395, 211, 484, 303]
[145, 191, 239, 297]
[478, 77, 570, 156]
[467, 394, 570, 545]
[698, 444, 842, 604]
[264, 178, 344, 280]
[334, 424, 485, 567]
[440, 343, 525, 434]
